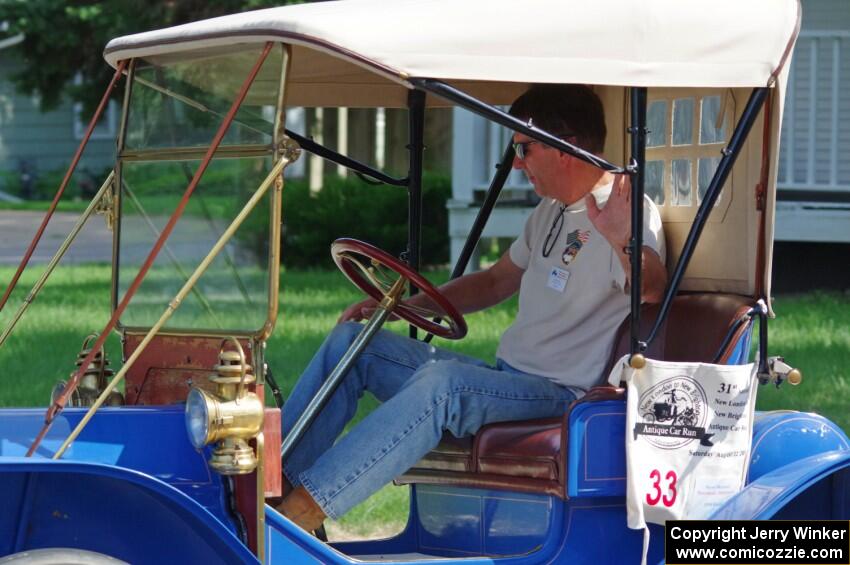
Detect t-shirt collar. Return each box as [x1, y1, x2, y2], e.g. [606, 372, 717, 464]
[563, 181, 614, 212]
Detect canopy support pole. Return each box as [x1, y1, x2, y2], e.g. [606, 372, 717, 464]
[423, 141, 516, 344]
[628, 87, 648, 357]
[411, 78, 625, 174]
[406, 89, 426, 339]
[450, 141, 515, 280]
[284, 129, 408, 187]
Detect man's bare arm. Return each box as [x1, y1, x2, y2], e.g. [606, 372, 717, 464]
[585, 174, 668, 304]
[339, 251, 523, 322]
[612, 246, 668, 304]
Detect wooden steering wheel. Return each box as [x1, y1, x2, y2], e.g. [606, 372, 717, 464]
[331, 238, 467, 340]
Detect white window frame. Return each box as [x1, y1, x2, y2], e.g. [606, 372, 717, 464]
[72, 73, 118, 140]
[645, 88, 735, 222]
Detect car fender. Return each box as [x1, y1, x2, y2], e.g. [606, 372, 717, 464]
[0, 458, 258, 564]
[708, 450, 850, 520]
[749, 411, 850, 482]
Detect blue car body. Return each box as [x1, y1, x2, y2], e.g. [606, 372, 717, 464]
[1, 1, 842, 562]
[1, 388, 846, 563]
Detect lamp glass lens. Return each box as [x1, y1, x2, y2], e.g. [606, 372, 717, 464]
[185, 388, 211, 448]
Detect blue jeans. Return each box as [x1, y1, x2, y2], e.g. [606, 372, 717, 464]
[281, 322, 577, 519]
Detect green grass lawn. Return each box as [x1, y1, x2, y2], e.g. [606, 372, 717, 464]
[0, 200, 91, 213]
[0, 264, 848, 538]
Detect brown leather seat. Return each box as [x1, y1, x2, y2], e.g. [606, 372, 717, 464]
[396, 293, 757, 498]
[608, 293, 756, 367]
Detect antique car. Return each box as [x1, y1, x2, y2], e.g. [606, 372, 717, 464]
[0, 0, 848, 563]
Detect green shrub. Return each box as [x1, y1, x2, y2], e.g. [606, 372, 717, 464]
[272, 172, 450, 269]
[0, 165, 114, 201]
[0, 170, 22, 196]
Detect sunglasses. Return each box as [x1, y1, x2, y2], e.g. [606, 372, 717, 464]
[512, 133, 577, 161]
[542, 204, 567, 258]
[512, 140, 540, 160]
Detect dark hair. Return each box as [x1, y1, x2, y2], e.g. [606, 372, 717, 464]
[508, 84, 606, 154]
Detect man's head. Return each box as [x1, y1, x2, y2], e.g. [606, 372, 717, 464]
[509, 84, 606, 154]
[508, 84, 608, 203]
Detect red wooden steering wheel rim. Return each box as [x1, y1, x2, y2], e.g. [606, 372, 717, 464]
[331, 238, 467, 340]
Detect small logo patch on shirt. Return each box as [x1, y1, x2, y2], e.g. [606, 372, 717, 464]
[562, 229, 591, 265]
[547, 267, 570, 292]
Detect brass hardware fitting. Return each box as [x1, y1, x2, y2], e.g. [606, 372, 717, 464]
[278, 136, 302, 164]
[94, 181, 116, 231]
[786, 368, 802, 386]
[629, 353, 647, 370]
[759, 356, 803, 387]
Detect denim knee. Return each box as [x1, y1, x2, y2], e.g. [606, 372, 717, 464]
[406, 360, 469, 394]
[315, 321, 362, 362]
[327, 321, 362, 348]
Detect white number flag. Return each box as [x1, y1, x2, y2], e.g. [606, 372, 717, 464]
[608, 356, 758, 529]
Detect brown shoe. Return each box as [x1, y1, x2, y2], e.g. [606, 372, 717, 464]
[266, 476, 295, 508]
[277, 486, 327, 532]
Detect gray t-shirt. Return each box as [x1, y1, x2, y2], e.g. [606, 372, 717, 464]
[497, 183, 665, 396]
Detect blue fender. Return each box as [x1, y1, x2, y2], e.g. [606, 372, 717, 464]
[709, 450, 850, 520]
[0, 458, 259, 564]
[749, 411, 850, 482]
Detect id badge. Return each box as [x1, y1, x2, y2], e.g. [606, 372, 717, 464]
[546, 267, 570, 293]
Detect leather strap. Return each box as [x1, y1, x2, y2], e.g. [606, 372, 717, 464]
[754, 90, 773, 300]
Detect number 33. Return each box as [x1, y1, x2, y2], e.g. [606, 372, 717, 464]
[646, 469, 677, 507]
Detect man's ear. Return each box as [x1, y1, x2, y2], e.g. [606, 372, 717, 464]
[557, 150, 576, 170]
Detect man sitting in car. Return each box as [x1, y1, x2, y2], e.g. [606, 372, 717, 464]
[277, 84, 667, 531]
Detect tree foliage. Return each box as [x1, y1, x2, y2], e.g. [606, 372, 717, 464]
[0, 0, 302, 112]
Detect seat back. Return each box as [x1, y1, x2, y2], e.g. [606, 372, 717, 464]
[608, 292, 756, 369]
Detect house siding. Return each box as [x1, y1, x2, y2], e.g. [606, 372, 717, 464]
[778, 0, 850, 191]
[0, 50, 117, 186]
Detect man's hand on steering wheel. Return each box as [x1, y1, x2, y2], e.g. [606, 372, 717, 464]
[338, 293, 434, 324]
[339, 298, 384, 323]
[331, 239, 467, 340]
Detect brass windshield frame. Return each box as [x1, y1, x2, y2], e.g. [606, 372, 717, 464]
[113, 43, 290, 340]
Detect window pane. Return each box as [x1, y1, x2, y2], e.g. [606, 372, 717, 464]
[645, 160, 665, 205]
[647, 101, 667, 148]
[700, 96, 727, 144]
[698, 157, 721, 204]
[119, 156, 273, 332]
[127, 45, 280, 150]
[672, 98, 694, 146]
[672, 159, 692, 206]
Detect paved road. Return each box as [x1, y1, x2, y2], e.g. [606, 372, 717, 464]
[0, 211, 233, 266]
[0, 211, 112, 265]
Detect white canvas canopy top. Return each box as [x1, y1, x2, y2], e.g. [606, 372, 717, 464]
[104, 0, 802, 307]
[105, 0, 800, 107]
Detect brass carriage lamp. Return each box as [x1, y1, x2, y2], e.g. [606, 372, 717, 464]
[185, 339, 264, 475]
[51, 334, 123, 408]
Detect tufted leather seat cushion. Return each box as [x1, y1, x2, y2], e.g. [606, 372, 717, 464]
[412, 434, 473, 473]
[396, 416, 567, 497]
[476, 417, 563, 480]
[397, 293, 757, 498]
